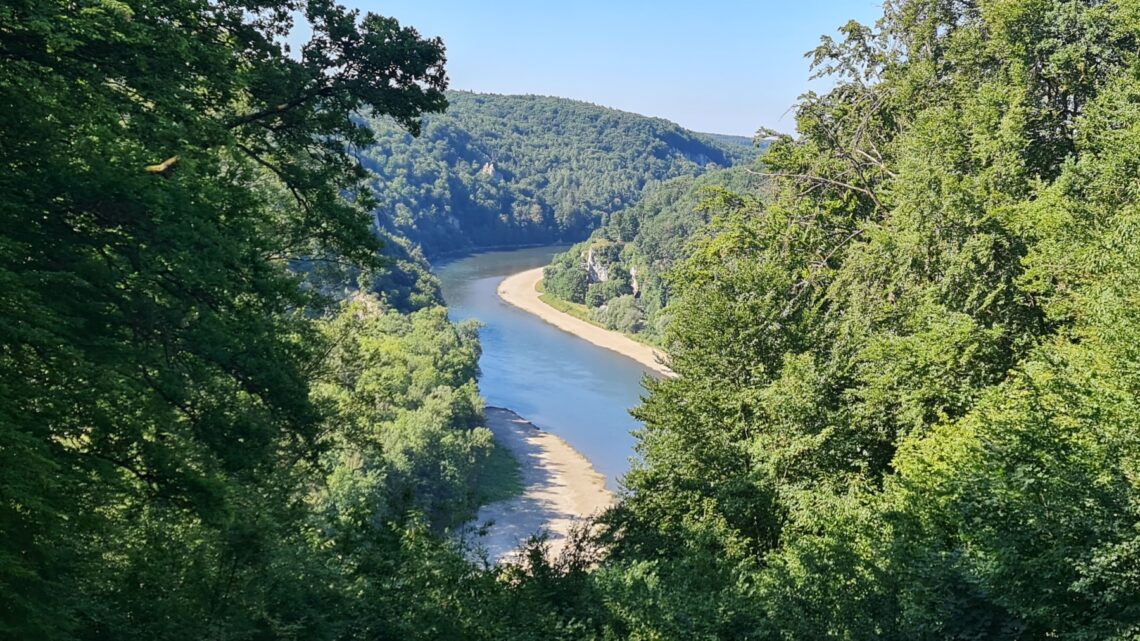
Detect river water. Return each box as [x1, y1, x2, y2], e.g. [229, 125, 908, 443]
[436, 246, 650, 490]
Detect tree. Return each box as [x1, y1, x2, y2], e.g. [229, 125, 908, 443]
[540, 167, 769, 342]
[355, 92, 759, 256]
[0, 1, 448, 636]
[544, 254, 590, 304]
[597, 1, 1140, 638]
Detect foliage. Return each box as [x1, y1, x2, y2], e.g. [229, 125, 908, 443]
[588, 295, 644, 334]
[313, 300, 492, 529]
[357, 92, 760, 257]
[588, 1, 1140, 638]
[0, 1, 520, 638]
[543, 250, 591, 303]
[543, 164, 769, 342]
[586, 277, 632, 308]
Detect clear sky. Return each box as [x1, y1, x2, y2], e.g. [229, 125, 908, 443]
[344, 1, 884, 136]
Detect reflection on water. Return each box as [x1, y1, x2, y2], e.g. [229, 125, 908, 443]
[436, 246, 649, 490]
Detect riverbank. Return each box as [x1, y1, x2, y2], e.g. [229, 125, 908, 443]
[463, 407, 614, 562]
[497, 268, 675, 377]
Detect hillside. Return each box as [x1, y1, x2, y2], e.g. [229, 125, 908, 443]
[357, 92, 759, 257]
[10, 0, 1140, 639]
[0, 5, 527, 637]
[697, 132, 755, 148]
[542, 164, 768, 341]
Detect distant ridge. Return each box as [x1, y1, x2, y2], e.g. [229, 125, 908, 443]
[698, 132, 756, 148]
[358, 92, 760, 258]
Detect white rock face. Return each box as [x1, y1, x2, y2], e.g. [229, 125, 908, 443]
[585, 246, 609, 283]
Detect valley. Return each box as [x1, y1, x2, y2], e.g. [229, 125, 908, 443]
[437, 246, 652, 559]
[357, 92, 760, 257]
[8, 1, 1140, 638]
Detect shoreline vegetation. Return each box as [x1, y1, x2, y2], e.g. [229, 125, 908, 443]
[463, 407, 614, 562]
[464, 262, 667, 561]
[497, 267, 675, 378]
[534, 280, 663, 349]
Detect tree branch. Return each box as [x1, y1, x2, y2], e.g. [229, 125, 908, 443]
[226, 85, 335, 130]
[234, 142, 315, 216]
[745, 168, 883, 209]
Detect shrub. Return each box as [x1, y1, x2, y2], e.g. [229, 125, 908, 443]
[588, 295, 644, 333]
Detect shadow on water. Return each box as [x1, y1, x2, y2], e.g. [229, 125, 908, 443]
[436, 246, 649, 490]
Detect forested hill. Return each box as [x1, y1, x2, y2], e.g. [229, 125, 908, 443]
[697, 132, 755, 148]
[13, 0, 1140, 638]
[542, 165, 768, 341]
[357, 92, 760, 257]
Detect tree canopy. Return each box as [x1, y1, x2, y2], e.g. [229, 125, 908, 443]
[0, 1, 497, 637]
[589, 1, 1140, 638]
[7, 0, 1140, 639]
[356, 92, 759, 257]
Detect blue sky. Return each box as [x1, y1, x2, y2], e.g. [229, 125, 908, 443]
[344, 1, 884, 136]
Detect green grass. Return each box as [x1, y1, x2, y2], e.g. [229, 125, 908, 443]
[476, 440, 524, 505]
[536, 278, 607, 327]
[538, 291, 593, 322]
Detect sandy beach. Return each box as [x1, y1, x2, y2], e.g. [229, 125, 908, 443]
[497, 267, 675, 377]
[462, 407, 614, 563]
[461, 265, 674, 563]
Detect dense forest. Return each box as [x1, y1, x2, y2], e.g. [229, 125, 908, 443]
[356, 92, 758, 257]
[6, 0, 1140, 639]
[0, 2, 511, 637]
[585, 1, 1140, 638]
[542, 165, 769, 340]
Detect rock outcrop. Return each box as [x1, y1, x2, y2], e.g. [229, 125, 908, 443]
[585, 245, 610, 283]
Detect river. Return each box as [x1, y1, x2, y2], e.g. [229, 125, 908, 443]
[436, 246, 650, 490]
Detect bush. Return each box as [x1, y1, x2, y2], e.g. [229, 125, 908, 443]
[543, 260, 589, 303]
[586, 277, 632, 308]
[588, 295, 644, 333]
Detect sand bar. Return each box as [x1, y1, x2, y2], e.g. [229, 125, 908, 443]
[462, 407, 614, 563]
[497, 267, 675, 377]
